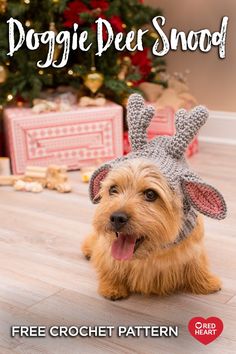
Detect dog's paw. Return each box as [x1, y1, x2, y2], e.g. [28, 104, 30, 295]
[187, 274, 222, 295]
[81, 235, 94, 260]
[200, 276, 222, 294]
[109, 294, 128, 301]
[81, 245, 91, 260]
[98, 283, 129, 301]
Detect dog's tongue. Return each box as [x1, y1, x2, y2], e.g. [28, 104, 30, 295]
[111, 233, 136, 260]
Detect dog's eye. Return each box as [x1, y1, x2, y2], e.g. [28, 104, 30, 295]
[144, 189, 158, 202]
[109, 185, 118, 195]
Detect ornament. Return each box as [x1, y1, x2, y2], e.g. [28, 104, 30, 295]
[0, 65, 8, 83]
[117, 56, 132, 81]
[83, 67, 104, 94]
[150, 31, 159, 39]
[53, 44, 62, 61]
[0, 0, 7, 14]
[49, 22, 62, 61]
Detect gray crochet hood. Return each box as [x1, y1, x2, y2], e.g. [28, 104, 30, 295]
[89, 94, 227, 247]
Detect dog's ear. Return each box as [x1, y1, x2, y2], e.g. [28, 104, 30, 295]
[181, 174, 227, 219]
[89, 164, 111, 204]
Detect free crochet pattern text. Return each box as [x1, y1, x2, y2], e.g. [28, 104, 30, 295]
[7, 16, 228, 68]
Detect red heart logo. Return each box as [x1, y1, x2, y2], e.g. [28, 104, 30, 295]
[188, 317, 223, 345]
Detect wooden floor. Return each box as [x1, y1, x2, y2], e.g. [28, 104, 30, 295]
[0, 142, 235, 354]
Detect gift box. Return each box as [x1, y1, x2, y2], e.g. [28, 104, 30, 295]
[147, 106, 175, 137]
[124, 106, 198, 157]
[4, 102, 123, 174]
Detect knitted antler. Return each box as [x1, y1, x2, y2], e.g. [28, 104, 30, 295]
[127, 94, 155, 151]
[166, 106, 209, 159]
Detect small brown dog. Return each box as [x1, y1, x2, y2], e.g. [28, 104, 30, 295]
[81, 159, 221, 300]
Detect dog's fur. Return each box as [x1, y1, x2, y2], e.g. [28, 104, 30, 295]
[81, 160, 221, 300]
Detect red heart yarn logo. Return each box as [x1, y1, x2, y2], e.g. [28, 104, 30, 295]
[188, 317, 223, 345]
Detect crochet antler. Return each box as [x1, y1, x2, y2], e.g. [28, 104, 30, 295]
[167, 106, 209, 159]
[127, 94, 155, 151]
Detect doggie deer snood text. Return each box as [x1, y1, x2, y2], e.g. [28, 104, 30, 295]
[6, 16, 229, 68]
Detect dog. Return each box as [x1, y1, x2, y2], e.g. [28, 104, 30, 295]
[81, 94, 226, 300]
[81, 159, 221, 300]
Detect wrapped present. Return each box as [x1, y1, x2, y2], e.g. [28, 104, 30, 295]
[124, 105, 198, 157]
[4, 102, 123, 174]
[147, 106, 175, 137]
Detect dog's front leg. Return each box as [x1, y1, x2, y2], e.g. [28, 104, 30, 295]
[81, 232, 97, 260]
[98, 273, 129, 301]
[183, 253, 221, 294]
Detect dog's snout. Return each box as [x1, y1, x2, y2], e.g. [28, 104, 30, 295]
[110, 212, 129, 231]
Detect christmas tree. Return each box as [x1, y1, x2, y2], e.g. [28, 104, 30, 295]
[0, 0, 166, 106]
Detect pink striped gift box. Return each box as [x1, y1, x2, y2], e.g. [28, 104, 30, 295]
[4, 102, 123, 174]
